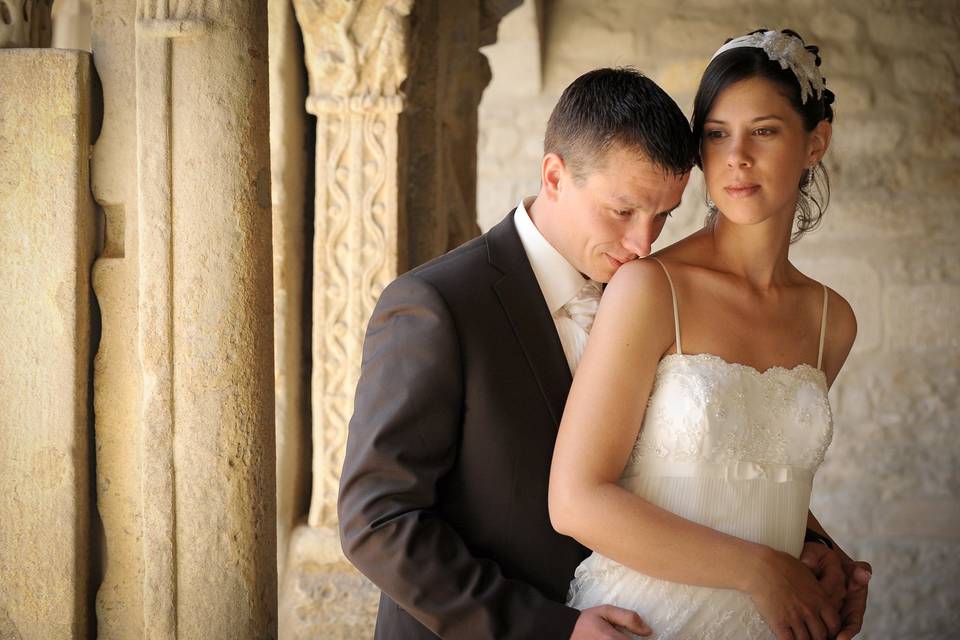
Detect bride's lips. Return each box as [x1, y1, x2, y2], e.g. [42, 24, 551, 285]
[724, 183, 760, 198]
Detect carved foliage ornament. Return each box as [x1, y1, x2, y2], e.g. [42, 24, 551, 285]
[0, 0, 52, 48]
[293, 0, 413, 106]
[309, 107, 394, 527]
[138, 0, 223, 20]
[136, 0, 220, 37]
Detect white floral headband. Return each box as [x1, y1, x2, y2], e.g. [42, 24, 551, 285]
[711, 30, 826, 104]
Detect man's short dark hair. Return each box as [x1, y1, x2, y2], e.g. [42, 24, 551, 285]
[544, 67, 695, 181]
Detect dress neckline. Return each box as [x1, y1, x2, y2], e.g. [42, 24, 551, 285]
[658, 352, 827, 386]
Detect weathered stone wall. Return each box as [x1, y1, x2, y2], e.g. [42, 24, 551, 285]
[478, 2, 960, 637]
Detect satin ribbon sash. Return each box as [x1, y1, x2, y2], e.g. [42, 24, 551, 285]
[621, 458, 813, 484]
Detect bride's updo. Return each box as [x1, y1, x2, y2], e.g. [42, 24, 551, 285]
[691, 29, 836, 242]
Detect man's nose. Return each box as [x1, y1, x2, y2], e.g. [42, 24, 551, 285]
[622, 220, 654, 258]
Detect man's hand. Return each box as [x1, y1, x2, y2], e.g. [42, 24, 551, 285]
[836, 560, 871, 640]
[571, 605, 652, 639]
[799, 542, 846, 611]
[799, 541, 871, 639]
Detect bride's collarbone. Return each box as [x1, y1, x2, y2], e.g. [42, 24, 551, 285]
[669, 291, 825, 373]
[648, 256, 827, 372]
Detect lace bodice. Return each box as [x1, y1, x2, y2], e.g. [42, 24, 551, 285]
[567, 354, 835, 639]
[626, 352, 833, 473]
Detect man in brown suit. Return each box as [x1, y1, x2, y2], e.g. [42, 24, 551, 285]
[338, 68, 696, 639]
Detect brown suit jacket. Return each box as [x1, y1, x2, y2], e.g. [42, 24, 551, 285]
[338, 211, 589, 639]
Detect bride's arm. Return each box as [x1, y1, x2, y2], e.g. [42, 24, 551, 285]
[805, 285, 859, 565]
[806, 286, 860, 570]
[806, 290, 871, 640]
[548, 258, 761, 590]
[548, 259, 839, 639]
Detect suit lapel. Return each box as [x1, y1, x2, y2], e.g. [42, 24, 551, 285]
[487, 212, 573, 426]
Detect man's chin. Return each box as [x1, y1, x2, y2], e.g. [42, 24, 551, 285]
[590, 267, 615, 284]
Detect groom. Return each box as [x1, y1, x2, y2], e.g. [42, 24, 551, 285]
[339, 68, 869, 639]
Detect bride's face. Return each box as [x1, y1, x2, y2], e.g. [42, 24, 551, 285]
[700, 76, 829, 228]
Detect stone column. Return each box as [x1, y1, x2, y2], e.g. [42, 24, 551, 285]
[51, 0, 92, 50]
[269, 0, 311, 589]
[401, 0, 520, 268]
[90, 4, 144, 637]
[281, 2, 412, 636]
[0, 47, 95, 640]
[91, 0, 277, 637]
[280, 1, 518, 636]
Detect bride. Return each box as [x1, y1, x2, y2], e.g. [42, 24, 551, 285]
[549, 30, 861, 639]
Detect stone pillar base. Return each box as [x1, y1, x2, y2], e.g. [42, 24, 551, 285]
[279, 524, 380, 640]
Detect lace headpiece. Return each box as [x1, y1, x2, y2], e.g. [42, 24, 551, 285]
[711, 30, 825, 104]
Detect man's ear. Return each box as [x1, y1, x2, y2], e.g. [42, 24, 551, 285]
[541, 153, 567, 202]
[807, 120, 832, 166]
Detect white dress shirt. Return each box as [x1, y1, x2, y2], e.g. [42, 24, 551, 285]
[513, 197, 593, 374]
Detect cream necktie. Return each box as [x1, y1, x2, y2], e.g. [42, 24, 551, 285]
[564, 279, 602, 333]
[562, 280, 602, 373]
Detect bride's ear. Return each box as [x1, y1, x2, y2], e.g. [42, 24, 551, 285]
[807, 120, 832, 165]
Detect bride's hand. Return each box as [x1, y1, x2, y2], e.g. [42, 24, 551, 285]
[746, 547, 842, 640]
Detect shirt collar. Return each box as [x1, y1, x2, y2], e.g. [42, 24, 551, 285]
[513, 197, 587, 315]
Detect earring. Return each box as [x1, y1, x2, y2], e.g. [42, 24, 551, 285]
[706, 194, 718, 215]
[800, 166, 814, 190]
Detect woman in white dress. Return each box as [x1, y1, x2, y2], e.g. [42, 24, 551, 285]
[549, 30, 861, 639]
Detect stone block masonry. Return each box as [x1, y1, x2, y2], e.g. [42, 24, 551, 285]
[478, 1, 960, 636]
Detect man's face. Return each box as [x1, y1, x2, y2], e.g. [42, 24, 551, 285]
[549, 147, 689, 283]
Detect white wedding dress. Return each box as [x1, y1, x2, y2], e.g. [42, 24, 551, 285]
[566, 259, 834, 639]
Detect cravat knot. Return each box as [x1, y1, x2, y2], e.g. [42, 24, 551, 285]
[563, 279, 602, 333]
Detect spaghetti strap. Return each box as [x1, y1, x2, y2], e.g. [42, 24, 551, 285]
[816, 284, 829, 370]
[650, 257, 682, 355]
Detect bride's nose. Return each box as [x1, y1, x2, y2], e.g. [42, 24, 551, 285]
[726, 135, 753, 168]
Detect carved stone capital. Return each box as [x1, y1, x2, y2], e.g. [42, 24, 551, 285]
[293, 0, 412, 107]
[306, 93, 403, 115]
[135, 0, 219, 37]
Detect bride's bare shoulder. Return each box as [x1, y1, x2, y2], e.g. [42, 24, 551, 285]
[606, 255, 675, 301]
[793, 270, 857, 346]
[821, 285, 857, 373]
[649, 230, 715, 271]
[597, 259, 678, 356]
[793, 270, 857, 383]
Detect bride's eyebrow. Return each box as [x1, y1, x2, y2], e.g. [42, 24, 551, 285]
[705, 115, 786, 124]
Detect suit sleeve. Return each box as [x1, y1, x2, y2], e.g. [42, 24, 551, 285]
[338, 275, 582, 639]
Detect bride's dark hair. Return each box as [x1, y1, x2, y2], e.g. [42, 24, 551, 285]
[691, 29, 836, 242]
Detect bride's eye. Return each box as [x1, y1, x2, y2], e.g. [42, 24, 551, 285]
[704, 130, 725, 140]
[754, 127, 776, 136]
